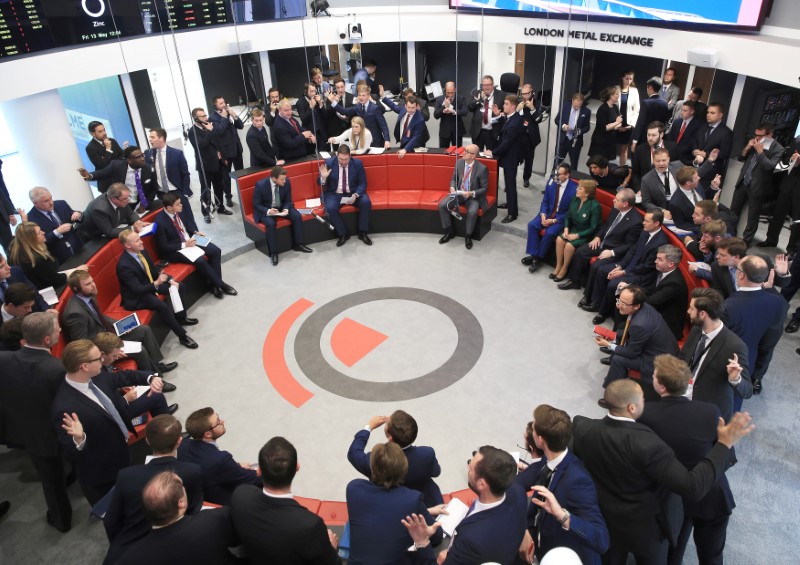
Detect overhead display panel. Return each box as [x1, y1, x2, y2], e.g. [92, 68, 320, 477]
[0, 0, 54, 58]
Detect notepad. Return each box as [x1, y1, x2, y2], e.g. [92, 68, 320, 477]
[138, 223, 155, 236]
[435, 497, 470, 537]
[369, 147, 385, 155]
[305, 198, 321, 207]
[39, 286, 59, 306]
[178, 246, 205, 262]
[122, 340, 142, 354]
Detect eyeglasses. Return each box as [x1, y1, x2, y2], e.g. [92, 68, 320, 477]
[85, 357, 103, 364]
[521, 91, 533, 96]
[208, 416, 224, 432]
[615, 299, 633, 307]
[464, 150, 477, 155]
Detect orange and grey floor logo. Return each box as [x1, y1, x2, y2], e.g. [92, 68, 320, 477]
[263, 287, 484, 405]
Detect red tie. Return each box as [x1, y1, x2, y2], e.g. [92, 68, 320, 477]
[549, 185, 560, 219]
[290, 118, 300, 134]
[172, 215, 186, 242]
[402, 114, 411, 138]
[483, 99, 489, 125]
[677, 121, 687, 143]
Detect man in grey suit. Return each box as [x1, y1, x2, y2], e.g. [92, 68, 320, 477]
[640, 148, 683, 215]
[729, 123, 783, 245]
[77, 183, 148, 242]
[437, 144, 488, 250]
[659, 67, 680, 112]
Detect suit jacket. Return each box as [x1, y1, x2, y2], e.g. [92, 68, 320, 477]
[230, 484, 341, 564]
[0, 348, 64, 457]
[177, 438, 259, 506]
[467, 88, 504, 140]
[554, 103, 592, 149]
[493, 112, 525, 168]
[27, 202, 83, 264]
[619, 228, 669, 282]
[346, 479, 442, 565]
[116, 249, 167, 311]
[723, 289, 789, 381]
[629, 141, 679, 190]
[612, 302, 679, 382]
[347, 429, 443, 507]
[660, 83, 680, 110]
[644, 268, 688, 340]
[209, 111, 244, 160]
[62, 294, 116, 342]
[333, 100, 390, 147]
[540, 178, 578, 222]
[515, 453, 609, 564]
[638, 396, 735, 521]
[86, 138, 124, 191]
[273, 115, 312, 161]
[146, 146, 192, 197]
[668, 185, 706, 231]
[521, 103, 543, 147]
[382, 98, 427, 151]
[246, 125, 279, 168]
[104, 457, 204, 561]
[695, 123, 733, 182]
[679, 325, 752, 421]
[326, 92, 355, 138]
[117, 507, 243, 565]
[187, 124, 222, 173]
[665, 117, 703, 164]
[318, 157, 367, 196]
[632, 95, 670, 145]
[89, 160, 160, 203]
[78, 194, 140, 242]
[2, 265, 48, 311]
[295, 95, 328, 140]
[708, 261, 737, 299]
[450, 159, 489, 211]
[735, 139, 784, 195]
[572, 415, 731, 554]
[596, 208, 643, 258]
[410, 483, 528, 565]
[253, 178, 297, 224]
[152, 209, 203, 262]
[433, 94, 468, 140]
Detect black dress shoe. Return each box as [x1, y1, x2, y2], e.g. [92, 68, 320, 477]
[528, 261, 540, 273]
[523, 180, 530, 188]
[179, 335, 198, 349]
[497, 202, 508, 209]
[0, 500, 10, 520]
[580, 302, 599, 313]
[786, 319, 800, 333]
[597, 398, 610, 409]
[358, 232, 373, 245]
[521, 255, 534, 266]
[179, 317, 199, 326]
[337, 235, 350, 247]
[217, 207, 233, 215]
[439, 232, 454, 244]
[592, 314, 607, 324]
[167, 403, 179, 415]
[204, 215, 211, 224]
[553, 275, 566, 283]
[501, 215, 517, 224]
[599, 346, 613, 355]
[226, 196, 234, 208]
[577, 297, 589, 307]
[161, 380, 177, 393]
[600, 356, 612, 366]
[211, 286, 224, 299]
[293, 244, 313, 253]
[221, 284, 238, 296]
[752, 378, 762, 394]
[548, 273, 558, 280]
[271, 253, 279, 266]
[558, 280, 580, 290]
[465, 237, 473, 250]
[46, 510, 70, 532]
[157, 361, 178, 373]
[756, 240, 777, 248]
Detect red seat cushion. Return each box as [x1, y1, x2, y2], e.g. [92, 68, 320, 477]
[385, 190, 422, 209]
[419, 191, 448, 211]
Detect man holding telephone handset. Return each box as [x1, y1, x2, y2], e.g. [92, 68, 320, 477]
[188, 108, 226, 223]
[209, 96, 245, 211]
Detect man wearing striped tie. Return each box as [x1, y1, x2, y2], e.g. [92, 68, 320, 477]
[437, 144, 489, 249]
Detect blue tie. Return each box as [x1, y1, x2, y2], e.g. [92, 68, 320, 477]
[88, 380, 130, 440]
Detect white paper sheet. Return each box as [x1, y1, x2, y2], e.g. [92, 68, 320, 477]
[435, 497, 470, 537]
[122, 340, 142, 354]
[38, 286, 59, 306]
[319, 151, 332, 159]
[137, 223, 155, 236]
[168, 284, 184, 313]
[178, 246, 205, 262]
[369, 147, 385, 155]
[305, 198, 321, 207]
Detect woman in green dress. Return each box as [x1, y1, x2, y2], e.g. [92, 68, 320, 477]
[551, 180, 602, 281]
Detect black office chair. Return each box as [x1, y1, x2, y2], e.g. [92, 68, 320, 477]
[500, 73, 520, 95]
[313, 55, 339, 78]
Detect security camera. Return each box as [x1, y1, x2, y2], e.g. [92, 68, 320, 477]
[348, 23, 362, 40]
[338, 26, 348, 40]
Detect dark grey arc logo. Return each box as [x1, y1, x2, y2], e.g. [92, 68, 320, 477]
[294, 287, 483, 401]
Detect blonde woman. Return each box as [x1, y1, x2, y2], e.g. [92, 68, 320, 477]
[327, 116, 372, 154]
[8, 222, 86, 289]
[617, 70, 640, 165]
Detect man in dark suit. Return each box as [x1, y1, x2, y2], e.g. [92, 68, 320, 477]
[665, 100, 703, 165]
[79, 147, 161, 211]
[318, 146, 372, 246]
[669, 86, 708, 129]
[0, 254, 48, 312]
[77, 184, 148, 242]
[562, 188, 643, 291]
[63, 270, 175, 373]
[382, 92, 427, 156]
[264, 87, 282, 131]
[329, 84, 391, 148]
[187, 107, 229, 222]
[730, 123, 784, 245]
[437, 144, 489, 249]
[434, 81, 467, 149]
[402, 445, 529, 565]
[582, 210, 668, 319]
[631, 78, 670, 148]
[680, 288, 753, 422]
[117, 471, 242, 565]
[209, 96, 245, 208]
[467, 75, 504, 151]
[52, 339, 168, 505]
[272, 99, 318, 162]
[178, 407, 260, 506]
[629, 121, 678, 190]
[26, 187, 83, 264]
[85, 121, 125, 192]
[701, 237, 748, 300]
[554, 93, 591, 172]
[0, 158, 20, 254]
[762, 137, 800, 249]
[253, 166, 313, 266]
[146, 128, 193, 198]
[665, 164, 710, 232]
[487, 94, 524, 223]
[230, 437, 341, 563]
[153, 192, 237, 298]
[594, 286, 679, 401]
[643, 245, 688, 340]
[103, 415, 204, 564]
[116, 229, 198, 350]
[723, 255, 789, 399]
[326, 78, 355, 139]
[347, 410, 444, 507]
[246, 109, 283, 168]
[639, 354, 736, 565]
[693, 103, 733, 186]
[515, 405, 609, 564]
[295, 83, 328, 153]
[0, 313, 72, 531]
[522, 164, 577, 271]
[518, 84, 543, 188]
[573, 379, 754, 565]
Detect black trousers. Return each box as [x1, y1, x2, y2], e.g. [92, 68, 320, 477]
[129, 283, 189, 339]
[261, 208, 305, 254]
[730, 182, 764, 244]
[168, 243, 224, 288]
[198, 166, 226, 212]
[604, 538, 668, 565]
[556, 138, 583, 172]
[220, 153, 244, 200]
[521, 138, 537, 181]
[501, 165, 519, 217]
[0, 219, 12, 254]
[669, 513, 729, 565]
[29, 453, 72, 531]
[474, 129, 497, 151]
[124, 324, 163, 371]
[439, 132, 464, 149]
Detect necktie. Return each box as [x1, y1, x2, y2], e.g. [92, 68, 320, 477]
[402, 114, 411, 140]
[358, 104, 365, 117]
[0, 280, 7, 303]
[567, 109, 576, 139]
[172, 215, 186, 242]
[134, 170, 149, 209]
[677, 121, 687, 143]
[482, 98, 489, 125]
[549, 184, 561, 219]
[462, 163, 471, 192]
[533, 465, 556, 531]
[273, 185, 281, 209]
[136, 252, 154, 283]
[705, 126, 714, 141]
[89, 298, 116, 333]
[729, 266, 739, 290]
[690, 334, 708, 373]
[743, 152, 758, 186]
[690, 190, 698, 204]
[601, 212, 623, 247]
[88, 380, 130, 440]
[157, 149, 168, 191]
[650, 146, 655, 167]
[342, 165, 348, 194]
[289, 118, 301, 134]
[656, 272, 665, 287]
[47, 210, 61, 225]
[620, 317, 631, 346]
[663, 172, 671, 196]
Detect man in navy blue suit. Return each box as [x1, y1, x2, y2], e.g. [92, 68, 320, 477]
[153, 192, 237, 298]
[631, 78, 670, 148]
[486, 94, 525, 223]
[515, 404, 609, 565]
[347, 410, 444, 507]
[272, 99, 317, 162]
[723, 255, 789, 401]
[246, 109, 283, 168]
[318, 146, 372, 246]
[146, 128, 193, 198]
[522, 164, 577, 272]
[639, 354, 736, 565]
[554, 93, 591, 172]
[328, 84, 391, 148]
[178, 407, 261, 506]
[253, 165, 312, 266]
[209, 96, 245, 208]
[0, 253, 48, 312]
[381, 91, 428, 157]
[402, 445, 529, 564]
[665, 100, 703, 164]
[26, 187, 83, 265]
[187, 107, 229, 222]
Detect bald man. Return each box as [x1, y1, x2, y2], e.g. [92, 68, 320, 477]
[433, 81, 467, 149]
[437, 144, 489, 250]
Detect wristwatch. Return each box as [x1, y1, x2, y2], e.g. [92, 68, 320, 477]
[559, 509, 571, 528]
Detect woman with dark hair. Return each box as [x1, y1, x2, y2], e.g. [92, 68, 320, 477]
[588, 86, 623, 161]
[8, 222, 86, 289]
[551, 180, 602, 282]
